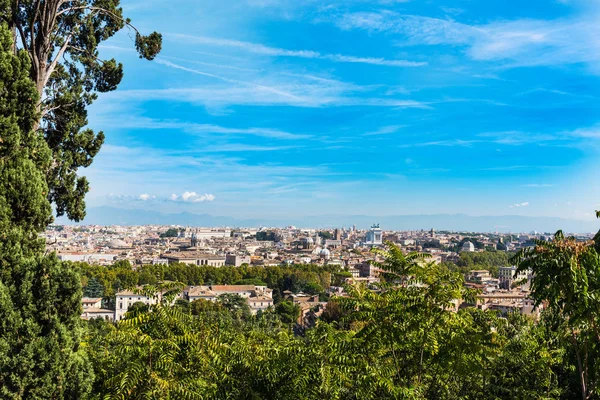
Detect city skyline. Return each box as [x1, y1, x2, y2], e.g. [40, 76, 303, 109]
[83, 0, 600, 221]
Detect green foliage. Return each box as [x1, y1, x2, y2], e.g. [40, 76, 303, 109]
[370, 241, 431, 284]
[275, 300, 300, 324]
[86, 241, 567, 399]
[80, 262, 336, 304]
[318, 231, 333, 239]
[0, 26, 93, 398]
[217, 293, 252, 320]
[513, 230, 600, 399]
[256, 230, 277, 241]
[160, 228, 179, 238]
[83, 276, 104, 298]
[3, 0, 161, 221]
[444, 250, 514, 278]
[235, 277, 268, 286]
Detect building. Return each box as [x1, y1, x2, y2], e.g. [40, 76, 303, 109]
[476, 294, 542, 318]
[57, 252, 118, 264]
[81, 307, 114, 321]
[82, 297, 102, 309]
[461, 241, 475, 252]
[115, 289, 157, 320]
[499, 266, 532, 290]
[365, 224, 383, 246]
[225, 254, 251, 267]
[163, 252, 226, 267]
[185, 228, 231, 240]
[468, 270, 491, 284]
[185, 285, 274, 314]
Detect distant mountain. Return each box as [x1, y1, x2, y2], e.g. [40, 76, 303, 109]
[55, 206, 600, 234]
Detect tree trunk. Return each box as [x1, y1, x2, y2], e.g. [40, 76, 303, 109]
[571, 331, 587, 400]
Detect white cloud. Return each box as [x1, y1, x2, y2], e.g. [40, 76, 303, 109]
[177, 192, 216, 203]
[168, 34, 427, 67]
[105, 191, 214, 203]
[510, 202, 530, 208]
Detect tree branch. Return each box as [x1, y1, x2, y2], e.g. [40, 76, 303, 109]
[56, 6, 139, 35]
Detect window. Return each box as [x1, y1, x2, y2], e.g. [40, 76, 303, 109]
[119, 303, 122, 309]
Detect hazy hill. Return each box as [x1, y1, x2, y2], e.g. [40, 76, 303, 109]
[55, 206, 600, 234]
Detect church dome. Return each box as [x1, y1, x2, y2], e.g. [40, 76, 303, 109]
[319, 248, 331, 259]
[108, 238, 128, 249]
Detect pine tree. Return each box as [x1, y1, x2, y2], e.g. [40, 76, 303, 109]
[83, 277, 104, 298]
[3, 0, 162, 221]
[0, 25, 93, 398]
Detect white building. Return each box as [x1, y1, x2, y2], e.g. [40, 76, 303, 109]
[364, 224, 383, 246]
[58, 252, 118, 264]
[114, 289, 157, 321]
[461, 241, 475, 252]
[184, 228, 231, 240]
[499, 266, 532, 290]
[81, 297, 114, 321]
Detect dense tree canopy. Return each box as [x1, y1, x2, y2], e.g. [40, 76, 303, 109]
[82, 241, 581, 399]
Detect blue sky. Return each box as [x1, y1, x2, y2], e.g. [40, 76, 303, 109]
[83, 0, 600, 220]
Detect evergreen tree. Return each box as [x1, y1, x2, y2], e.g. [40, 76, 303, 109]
[83, 277, 104, 298]
[3, 0, 162, 221]
[275, 300, 300, 324]
[0, 25, 92, 398]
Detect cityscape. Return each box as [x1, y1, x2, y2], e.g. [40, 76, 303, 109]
[51, 222, 587, 323]
[3, 0, 600, 398]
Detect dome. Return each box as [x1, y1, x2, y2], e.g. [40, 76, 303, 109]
[319, 248, 331, 259]
[108, 238, 128, 249]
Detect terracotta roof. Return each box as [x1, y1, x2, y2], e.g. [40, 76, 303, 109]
[82, 307, 113, 313]
[211, 285, 255, 292]
[82, 297, 102, 303]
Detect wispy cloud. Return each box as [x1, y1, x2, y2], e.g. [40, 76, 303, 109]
[400, 139, 480, 147]
[363, 125, 407, 136]
[107, 83, 429, 110]
[95, 115, 312, 140]
[522, 184, 554, 187]
[510, 201, 530, 208]
[168, 33, 427, 67]
[203, 144, 298, 152]
[330, 10, 600, 71]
